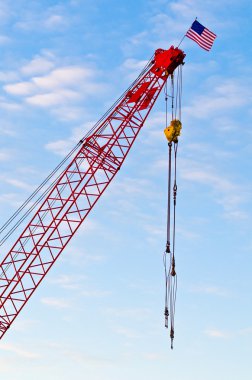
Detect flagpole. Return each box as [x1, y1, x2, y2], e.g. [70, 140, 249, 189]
[177, 35, 186, 48]
[176, 17, 197, 48]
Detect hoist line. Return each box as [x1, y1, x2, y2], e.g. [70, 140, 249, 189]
[175, 69, 179, 120]
[0, 56, 154, 245]
[164, 81, 171, 252]
[163, 65, 183, 349]
[163, 81, 170, 328]
[168, 64, 182, 121]
[175, 65, 182, 121]
[166, 142, 172, 253]
[164, 74, 174, 331]
[164, 140, 172, 329]
[171, 74, 174, 120]
[169, 141, 178, 349]
[164, 81, 168, 130]
[163, 249, 169, 327]
[172, 142, 178, 260]
[169, 68, 181, 348]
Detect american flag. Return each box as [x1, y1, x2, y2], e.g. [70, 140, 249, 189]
[185, 20, 217, 51]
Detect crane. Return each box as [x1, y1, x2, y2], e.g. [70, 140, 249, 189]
[0, 45, 185, 340]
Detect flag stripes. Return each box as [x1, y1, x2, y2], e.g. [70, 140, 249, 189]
[185, 20, 217, 51]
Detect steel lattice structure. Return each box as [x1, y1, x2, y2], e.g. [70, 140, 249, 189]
[0, 46, 185, 338]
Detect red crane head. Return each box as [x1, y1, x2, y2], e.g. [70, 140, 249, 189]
[151, 46, 186, 78]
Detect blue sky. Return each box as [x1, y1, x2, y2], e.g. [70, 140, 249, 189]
[0, 0, 252, 379]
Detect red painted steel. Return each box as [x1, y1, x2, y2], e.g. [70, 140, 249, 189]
[0, 46, 185, 338]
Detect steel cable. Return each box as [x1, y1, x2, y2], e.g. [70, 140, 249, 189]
[0, 56, 154, 246]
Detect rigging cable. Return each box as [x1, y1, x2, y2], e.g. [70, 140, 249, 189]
[0, 56, 154, 246]
[0, 142, 82, 238]
[0, 56, 156, 282]
[163, 65, 182, 349]
[163, 80, 170, 330]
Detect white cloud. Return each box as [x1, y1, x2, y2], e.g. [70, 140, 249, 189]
[110, 177, 153, 197]
[58, 346, 112, 367]
[144, 224, 165, 237]
[204, 328, 230, 339]
[45, 138, 74, 156]
[0, 192, 20, 207]
[0, 2, 9, 22]
[177, 226, 201, 241]
[81, 289, 111, 297]
[51, 106, 85, 122]
[61, 244, 105, 267]
[0, 357, 10, 372]
[143, 352, 161, 361]
[15, 5, 69, 32]
[44, 14, 67, 29]
[185, 142, 234, 160]
[121, 58, 149, 81]
[49, 274, 86, 290]
[180, 158, 248, 219]
[4, 81, 36, 95]
[181, 169, 234, 192]
[77, 218, 102, 235]
[123, 0, 217, 52]
[205, 326, 252, 340]
[0, 123, 17, 136]
[225, 210, 248, 220]
[0, 35, 11, 45]
[32, 66, 94, 90]
[184, 78, 251, 119]
[45, 121, 95, 156]
[0, 96, 22, 111]
[104, 307, 151, 320]
[2, 178, 33, 191]
[41, 297, 71, 308]
[45, 341, 113, 367]
[239, 327, 252, 335]
[184, 61, 218, 78]
[12, 318, 39, 332]
[190, 285, 230, 297]
[170, 1, 199, 19]
[4, 66, 95, 96]
[0, 70, 19, 82]
[123, 58, 148, 71]
[26, 89, 80, 107]
[113, 326, 141, 339]
[0, 343, 40, 359]
[1, 48, 109, 125]
[21, 56, 55, 76]
[130, 31, 148, 46]
[149, 12, 188, 37]
[3, 64, 105, 116]
[143, 111, 167, 145]
[0, 151, 11, 162]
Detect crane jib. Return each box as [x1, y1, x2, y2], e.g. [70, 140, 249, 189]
[0, 45, 185, 338]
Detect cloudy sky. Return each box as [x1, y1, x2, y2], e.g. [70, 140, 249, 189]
[0, 0, 252, 379]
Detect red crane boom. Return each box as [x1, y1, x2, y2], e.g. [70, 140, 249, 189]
[0, 46, 185, 338]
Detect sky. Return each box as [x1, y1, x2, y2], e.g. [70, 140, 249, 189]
[0, 0, 252, 379]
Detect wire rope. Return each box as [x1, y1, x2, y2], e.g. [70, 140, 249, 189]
[0, 56, 154, 246]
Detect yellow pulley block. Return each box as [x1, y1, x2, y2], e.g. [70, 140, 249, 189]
[164, 119, 182, 143]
